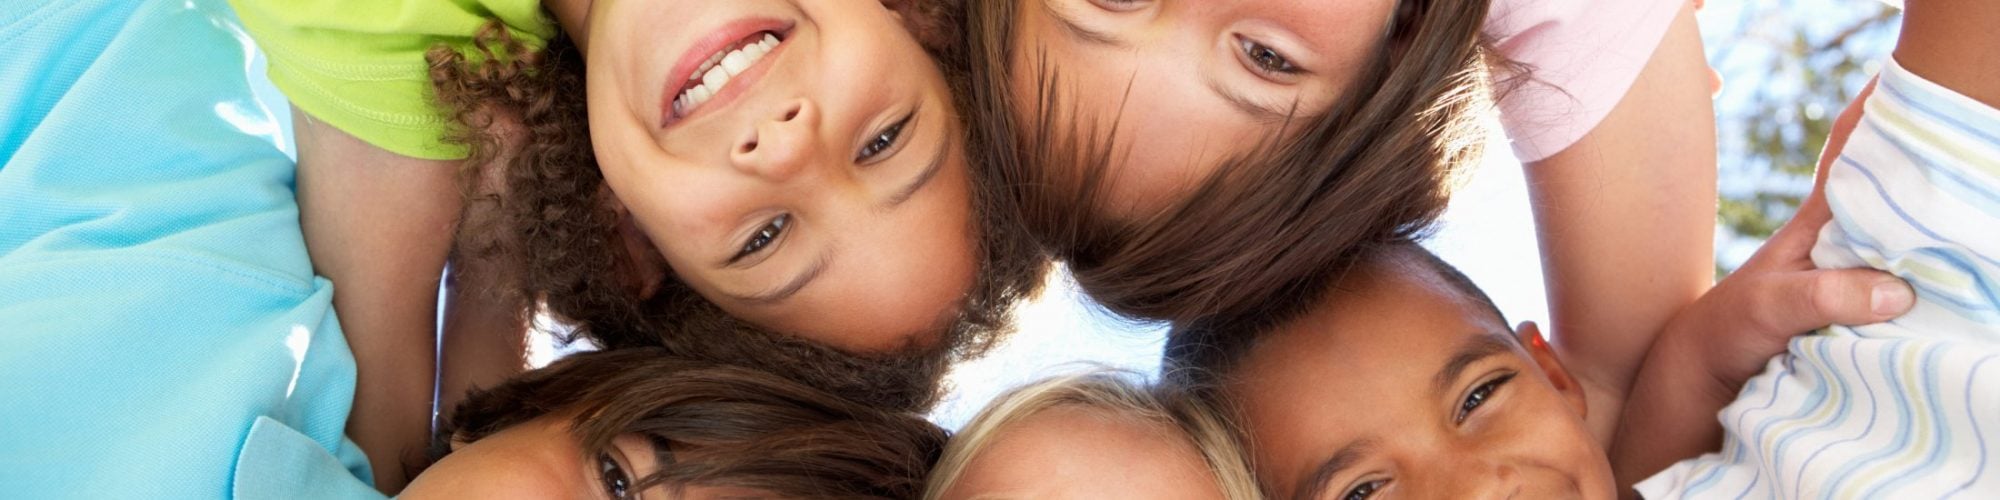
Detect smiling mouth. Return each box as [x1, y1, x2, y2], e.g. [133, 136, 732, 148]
[669, 30, 787, 122]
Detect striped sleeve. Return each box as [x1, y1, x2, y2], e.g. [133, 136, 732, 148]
[1635, 58, 2000, 499]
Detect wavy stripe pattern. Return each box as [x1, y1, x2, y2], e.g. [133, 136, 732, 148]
[1637, 60, 2000, 499]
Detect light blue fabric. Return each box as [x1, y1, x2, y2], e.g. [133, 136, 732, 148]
[0, 0, 380, 497]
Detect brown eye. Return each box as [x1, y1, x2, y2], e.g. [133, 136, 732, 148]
[597, 453, 631, 499]
[732, 214, 789, 262]
[1239, 38, 1300, 75]
[1344, 479, 1385, 500]
[856, 112, 914, 162]
[1456, 373, 1516, 423]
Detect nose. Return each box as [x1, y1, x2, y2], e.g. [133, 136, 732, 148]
[730, 98, 819, 180]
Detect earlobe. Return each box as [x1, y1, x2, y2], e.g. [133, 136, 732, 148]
[611, 198, 667, 299]
[1517, 321, 1589, 418]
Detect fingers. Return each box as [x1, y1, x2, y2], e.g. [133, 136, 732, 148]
[1749, 268, 1915, 335]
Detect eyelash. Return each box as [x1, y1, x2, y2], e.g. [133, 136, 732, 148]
[598, 452, 632, 499]
[1342, 479, 1385, 500]
[856, 112, 915, 162]
[1456, 372, 1516, 423]
[731, 213, 789, 262]
[1240, 38, 1301, 76]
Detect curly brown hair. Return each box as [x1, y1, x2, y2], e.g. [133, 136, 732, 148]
[438, 347, 947, 499]
[425, 10, 1046, 412]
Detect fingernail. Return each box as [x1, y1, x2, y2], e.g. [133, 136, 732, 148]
[1871, 281, 1915, 316]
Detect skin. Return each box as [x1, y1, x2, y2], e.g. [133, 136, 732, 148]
[304, 0, 975, 491]
[938, 407, 1227, 500]
[1613, 0, 1998, 490]
[580, 0, 979, 353]
[1007, 0, 1722, 443]
[1007, 0, 1381, 219]
[1228, 248, 1613, 500]
[401, 415, 767, 500]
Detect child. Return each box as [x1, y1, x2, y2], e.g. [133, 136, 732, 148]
[1168, 243, 1616, 498]
[961, 0, 1720, 451]
[923, 371, 1260, 500]
[410, 348, 945, 500]
[227, 0, 1047, 488]
[0, 1, 943, 496]
[1169, 1, 2000, 493]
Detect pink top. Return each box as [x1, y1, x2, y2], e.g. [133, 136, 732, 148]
[1486, 0, 1683, 162]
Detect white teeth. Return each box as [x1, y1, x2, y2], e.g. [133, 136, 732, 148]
[673, 33, 782, 117]
[720, 50, 753, 74]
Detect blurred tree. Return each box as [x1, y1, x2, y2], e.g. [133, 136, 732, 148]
[1708, 2, 1900, 274]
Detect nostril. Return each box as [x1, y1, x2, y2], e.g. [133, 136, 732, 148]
[782, 106, 801, 122]
[740, 140, 758, 154]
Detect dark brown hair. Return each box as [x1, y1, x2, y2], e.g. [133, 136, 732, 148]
[438, 347, 947, 499]
[425, 7, 1047, 412]
[1162, 240, 1508, 387]
[960, 0, 1498, 332]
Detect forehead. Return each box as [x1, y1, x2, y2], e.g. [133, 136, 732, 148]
[948, 407, 1225, 499]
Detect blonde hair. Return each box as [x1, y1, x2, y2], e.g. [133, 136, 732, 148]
[923, 371, 1262, 500]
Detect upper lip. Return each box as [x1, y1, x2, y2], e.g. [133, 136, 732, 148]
[660, 18, 795, 128]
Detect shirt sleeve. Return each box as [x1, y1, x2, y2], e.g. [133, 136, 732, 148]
[1484, 0, 1682, 163]
[229, 0, 555, 160]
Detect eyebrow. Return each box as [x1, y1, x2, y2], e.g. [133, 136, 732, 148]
[1040, 0, 1127, 48]
[734, 249, 831, 305]
[1295, 438, 1376, 500]
[882, 127, 953, 209]
[1205, 75, 1290, 123]
[1431, 331, 1519, 400]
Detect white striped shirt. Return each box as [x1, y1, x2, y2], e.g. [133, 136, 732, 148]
[1638, 59, 2000, 499]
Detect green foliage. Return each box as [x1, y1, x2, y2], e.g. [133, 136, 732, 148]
[1711, 4, 1899, 272]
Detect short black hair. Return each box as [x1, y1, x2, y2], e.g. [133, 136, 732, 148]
[1162, 240, 1507, 387]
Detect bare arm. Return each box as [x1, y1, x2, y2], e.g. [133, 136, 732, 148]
[1897, 0, 2000, 110]
[1524, 2, 1716, 444]
[1614, 0, 2000, 489]
[293, 108, 457, 494]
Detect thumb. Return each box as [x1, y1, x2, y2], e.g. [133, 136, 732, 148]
[1749, 268, 1915, 335]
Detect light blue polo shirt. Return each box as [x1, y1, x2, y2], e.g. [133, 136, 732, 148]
[0, 0, 381, 497]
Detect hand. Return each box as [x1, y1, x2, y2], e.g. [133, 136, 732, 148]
[1664, 77, 1909, 396]
[1610, 77, 1908, 492]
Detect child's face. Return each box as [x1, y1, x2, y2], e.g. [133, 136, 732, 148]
[582, 0, 978, 353]
[939, 407, 1227, 500]
[1225, 253, 1614, 499]
[1005, 0, 1389, 221]
[402, 415, 765, 500]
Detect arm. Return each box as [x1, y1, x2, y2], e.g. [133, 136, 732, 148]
[1612, 0, 2000, 489]
[1609, 79, 1914, 493]
[1524, 2, 1716, 444]
[436, 253, 530, 420]
[292, 108, 457, 493]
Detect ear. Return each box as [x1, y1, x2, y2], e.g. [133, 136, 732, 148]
[879, 0, 957, 54]
[1516, 321, 1587, 419]
[611, 200, 668, 300]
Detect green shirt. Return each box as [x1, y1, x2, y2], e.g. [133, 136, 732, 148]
[230, 0, 556, 160]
